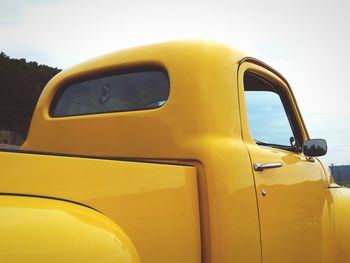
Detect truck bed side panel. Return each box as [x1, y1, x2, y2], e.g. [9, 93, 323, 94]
[0, 151, 200, 263]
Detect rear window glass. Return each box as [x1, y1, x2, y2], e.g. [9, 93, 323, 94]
[50, 68, 169, 117]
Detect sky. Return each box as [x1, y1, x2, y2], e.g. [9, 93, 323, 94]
[0, 0, 349, 165]
[245, 91, 296, 147]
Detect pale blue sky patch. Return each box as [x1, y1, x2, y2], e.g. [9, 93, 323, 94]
[1, 43, 53, 66]
[0, 0, 62, 24]
[303, 111, 350, 164]
[0, 1, 24, 24]
[245, 91, 294, 147]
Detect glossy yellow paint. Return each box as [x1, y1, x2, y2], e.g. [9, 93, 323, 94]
[0, 151, 200, 263]
[332, 187, 350, 263]
[2, 41, 344, 262]
[0, 195, 140, 263]
[237, 62, 334, 262]
[21, 41, 262, 263]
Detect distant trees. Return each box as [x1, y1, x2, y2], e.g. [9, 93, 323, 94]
[0, 52, 61, 144]
[330, 164, 350, 183]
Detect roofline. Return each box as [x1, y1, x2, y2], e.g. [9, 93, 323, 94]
[239, 56, 310, 139]
[239, 57, 291, 88]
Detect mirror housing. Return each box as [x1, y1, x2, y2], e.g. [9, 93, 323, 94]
[303, 139, 327, 157]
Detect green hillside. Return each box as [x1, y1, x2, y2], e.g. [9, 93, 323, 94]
[0, 52, 61, 144]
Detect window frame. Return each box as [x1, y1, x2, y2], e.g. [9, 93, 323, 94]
[49, 65, 170, 118]
[242, 70, 303, 153]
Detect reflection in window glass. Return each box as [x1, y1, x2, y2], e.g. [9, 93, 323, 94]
[245, 90, 294, 147]
[51, 69, 169, 117]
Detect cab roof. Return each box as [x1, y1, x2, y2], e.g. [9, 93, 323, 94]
[23, 41, 247, 157]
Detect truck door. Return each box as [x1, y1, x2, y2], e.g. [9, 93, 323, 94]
[237, 61, 332, 263]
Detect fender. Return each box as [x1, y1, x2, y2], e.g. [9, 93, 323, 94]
[332, 187, 350, 263]
[0, 195, 140, 263]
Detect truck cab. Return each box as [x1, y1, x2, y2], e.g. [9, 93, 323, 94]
[1, 41, 349, 263]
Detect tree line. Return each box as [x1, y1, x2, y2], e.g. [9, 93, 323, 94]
[0, 52, 61, 144]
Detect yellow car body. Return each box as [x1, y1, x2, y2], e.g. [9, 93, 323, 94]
[0, 41, 348, 262]
[0, 195, 140, 263]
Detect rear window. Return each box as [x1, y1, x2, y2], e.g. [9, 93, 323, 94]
[50, 68, 169, 117]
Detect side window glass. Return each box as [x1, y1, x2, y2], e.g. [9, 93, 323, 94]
[51, 68, 169, 117]
[244, 72, 298, 150]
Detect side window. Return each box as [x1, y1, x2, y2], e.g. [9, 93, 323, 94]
[244, 71, 300, 151]
[50, 68, 169, 117]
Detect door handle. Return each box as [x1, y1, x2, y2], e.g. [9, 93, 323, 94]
[254, 163, 283, 171]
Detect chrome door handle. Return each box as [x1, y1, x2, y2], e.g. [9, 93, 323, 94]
[254, 163, 283, 171]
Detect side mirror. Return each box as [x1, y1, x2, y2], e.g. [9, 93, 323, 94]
[303, 139, 327, 157]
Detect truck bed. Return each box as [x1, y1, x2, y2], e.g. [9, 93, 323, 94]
[0, 149, 201, 263]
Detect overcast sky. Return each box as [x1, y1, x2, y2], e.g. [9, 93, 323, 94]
[1, 0, 349, 165]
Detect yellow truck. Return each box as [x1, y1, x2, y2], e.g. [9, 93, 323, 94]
[0, 41, 349, 263]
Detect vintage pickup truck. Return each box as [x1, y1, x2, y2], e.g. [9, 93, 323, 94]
[0, 41, 349, 263]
